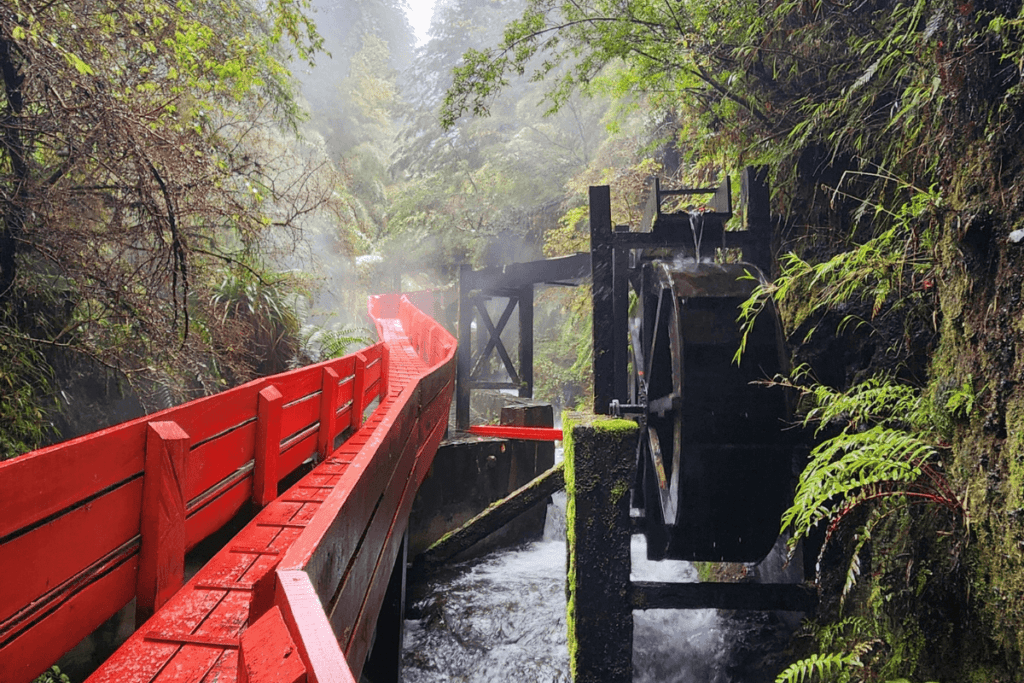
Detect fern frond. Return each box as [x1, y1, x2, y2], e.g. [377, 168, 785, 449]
[775, 651, 864, 683]
[782, 426, 934, 541]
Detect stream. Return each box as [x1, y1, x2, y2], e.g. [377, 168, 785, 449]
[402, 491, 797, 682]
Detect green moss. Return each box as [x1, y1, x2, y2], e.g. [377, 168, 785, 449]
[593, 417, 639, 436]
[609, 479, 629, 505]
[562, 411, 579, 680]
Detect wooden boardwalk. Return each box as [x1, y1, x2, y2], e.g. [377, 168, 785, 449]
[0, 293, 455, 683]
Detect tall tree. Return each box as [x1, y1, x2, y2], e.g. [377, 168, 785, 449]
[296, 0, 415, 160]
[0, 0, 332, 441]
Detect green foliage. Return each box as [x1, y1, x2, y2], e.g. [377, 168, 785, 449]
[777, 369, 962, 553]
[737, 182, 940, 361]
[533, 287, 594, 410]
[209, 265, 305, 377]
[32, 666, 70, 683]
[0, 0, 339, 414]
[775, 650, 867, 683]
[0, 330, 55, 458]
[299, 325, 374, 363]
[943, 376, 979, 421]
[775, 617, 936, 683]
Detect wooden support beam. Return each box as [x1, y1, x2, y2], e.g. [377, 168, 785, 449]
[518, 284, 533, 398]
[612, 226, 629, 403]
[415, 461, 565, 572]
[631, 580, 817, 613]
[457, 264, 472, 430]
[741, 166, 772, 273]
[136, 420, 189, 625]
[379, 344, 390, 399]
[590, 186, 615, 415]
[565, 414, 638, 682]
[471, 295, 520, 384]
[254, 385, 283, 508]
[318, 368, 340, 461]
[465, 425, 562, 441]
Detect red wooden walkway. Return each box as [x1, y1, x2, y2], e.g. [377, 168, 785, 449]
[0, 292, 456, 683]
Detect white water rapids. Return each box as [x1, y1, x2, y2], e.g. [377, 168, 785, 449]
[402, 490, 794, 682]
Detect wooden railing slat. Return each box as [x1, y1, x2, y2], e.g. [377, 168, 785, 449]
[0, 477, 142, 627]
[186, 422, 256, 501]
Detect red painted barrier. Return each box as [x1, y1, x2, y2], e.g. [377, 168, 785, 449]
[0, 292, 455, 683]
[466, 425, 564, 441]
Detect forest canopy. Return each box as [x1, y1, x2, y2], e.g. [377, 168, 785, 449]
[0, 0, 335, 450]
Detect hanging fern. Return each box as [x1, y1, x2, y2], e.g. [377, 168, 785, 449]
[782, 426, 934, 542]
[772, 369, 964, 560]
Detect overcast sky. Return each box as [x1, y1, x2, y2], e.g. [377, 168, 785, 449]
[406, 0, 436, 45]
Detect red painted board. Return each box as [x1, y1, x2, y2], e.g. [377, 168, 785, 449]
[150, 590, 250, 683]
[137, 422, 189, 623]
[332, 404, 353, 435]
[318, 368, 340, 460]
[161, 383, 259, 450]
[280, 395, 319, 445]
[239, 606, 306, 683]
[0, 557, 138, 683]
[466, 425, 564, 441]
[413, 400, 451, 491]
[275, 570, 357, 683]
[347, 411, 449, 673]
[202, 649, 240, 683]
[267, 368, 321, 405]
[187, 421, 257, 501]
[0, 422, 145, 541]
[336, 380, 354, 406]
[185, 476, 252, 552]
[347, 390, 452, 671]
[419, 357, 457, 405]
[324, 355, 356, 382]
[88, 586, 229, 682]
[363, 358, 381, 389]
[289, 393, 416, 595]
[278, 430, 317, 480]
[254, 386, 284, 508]
[0, 477, 142, 625]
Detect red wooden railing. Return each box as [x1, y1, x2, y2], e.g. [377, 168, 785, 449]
[0, 292, 456, 683]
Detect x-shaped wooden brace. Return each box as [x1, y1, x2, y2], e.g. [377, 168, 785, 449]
[469, 294, 520, 386]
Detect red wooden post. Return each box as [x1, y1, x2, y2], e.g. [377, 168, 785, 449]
[239, 605, 307, 683]
[136, 420, 189, 625]
[254, 385, 284, 508]
[318, 367, 340, 461]
[350, 353, 368, 430]
[379, 344, 390, 399]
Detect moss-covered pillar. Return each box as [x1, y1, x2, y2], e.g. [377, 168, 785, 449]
[564, 412, 638, 683]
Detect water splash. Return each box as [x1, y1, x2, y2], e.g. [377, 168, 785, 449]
[403, 496, 735, 683]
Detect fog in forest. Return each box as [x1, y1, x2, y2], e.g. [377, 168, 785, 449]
[291, 0, 633, 411]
